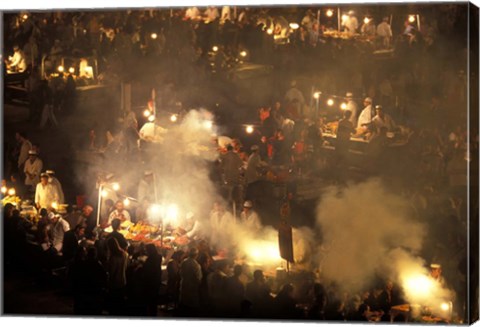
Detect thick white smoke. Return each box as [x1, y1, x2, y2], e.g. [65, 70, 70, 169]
[143, 109, 219, 221]
[314, 178, 426, 292]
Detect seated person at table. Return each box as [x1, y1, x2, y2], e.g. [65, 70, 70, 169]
[108, 200, 131, 225]
[372, 105, 397, 133]
[107, 218, 129, 250]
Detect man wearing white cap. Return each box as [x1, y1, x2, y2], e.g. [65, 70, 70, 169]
[240, 200, 262, 232]
[46, 170, 65, 204]
[35, 173, 59, 210]
[345, 92, 358, 127]
[49, 212, 71, 253]
[356, 97, 374, 130]
[24, 150, 43, 195]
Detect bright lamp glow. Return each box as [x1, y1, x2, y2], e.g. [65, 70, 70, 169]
[151, 33, 158, 39]
[364, 17, 370, 24]
[267, 28, 273, 35]
[51, 201, 58, 209]
[101, 189, 108, 197]
[246, 125, 254, 134]
[1, 186, 7, 194]
[170, 114, 178, 122]
[342, 14, 349, 22]
[408, 15, 416, 23]
[244, 240, 282, 264]
[327, 99, 334, 106]
[57, 65, 64, 73]
[123, 198, 130, 207]
[203, 120, 213, 130]
[148, 115, 155, 122]
[440, 302, 450, 311]
[68, 67, 75, 74]
[150, 204, 162, 214]
[403, 274, 434, 301]
[240, 50, 247, 57]
[143, 109, 151, 117]
[313, 92, 321, 99]
[340, 102, 348, 110]
[8, 188, 16, 196]
[289, 22, 299, 30]
[212, 45, 219, 52]
[326, 9, 334, 17]
[111, 183, 120, 191]
[165, 204, 179, 223]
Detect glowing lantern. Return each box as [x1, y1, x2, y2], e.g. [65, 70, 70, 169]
[68, 67, 75, 74]
[148, 115, 155, 122]
[440, 303, 450, 311]
[340, 103, 348, 110]
[341, 14, 349, 22]
[289, 22, 299, 30]
[111, 183, 120, 191]
[57, 65, 64, 73]
[101, 189, 108, 197]
[267, 28, 273, 35]
[364, 17, 370, 24]
[326, 9, 334, 17]
[408, 15, 416, 23]
[240, 50, 247, 57]
[1, 186, 7, 194]
[51, 201, 58, 209]
[170, 114, 178, 122]
[151, 33, 158, 39]
[327, 99, 334, 106]
[212, 45, 219, 52]
[143, 109, 151, 117]
[123, 198, 130, 207]
[245, 125, 254, 134]
[313, 92, 321, 99]
[8, 188, 16, 196]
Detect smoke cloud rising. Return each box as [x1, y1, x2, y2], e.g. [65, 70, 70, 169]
[314, 178, 426, 292]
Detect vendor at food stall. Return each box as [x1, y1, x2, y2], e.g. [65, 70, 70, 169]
[108, 200, 132, 225]
[342, 11, 359, 34]
[345, 92, 358, 126]
[35, 173, 59, 210]
[184, 212, 204, 240]
[6, 45, 27, 73]
[46, 170, 64, 204]
[240, 200, 262, 232]
[24, 150, 43, 196]
[372, 105, 397, 133]
[356, 97, 374, 132]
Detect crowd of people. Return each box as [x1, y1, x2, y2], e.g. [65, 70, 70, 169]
[2, 3, 478, 323]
